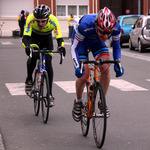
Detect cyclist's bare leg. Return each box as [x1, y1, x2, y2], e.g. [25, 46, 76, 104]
[98, 55, 110, 96]
[76, 64, 89, 100]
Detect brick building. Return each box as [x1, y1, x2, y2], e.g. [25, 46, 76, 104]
[0, 0, 150, 18]
[33, 0, 150, 18]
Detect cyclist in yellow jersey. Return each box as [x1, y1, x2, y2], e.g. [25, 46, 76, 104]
[22, 4, 66, 107]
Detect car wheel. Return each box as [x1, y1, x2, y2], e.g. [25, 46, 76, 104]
[138, 40, 145, 53]
[129, 38, 135, 50]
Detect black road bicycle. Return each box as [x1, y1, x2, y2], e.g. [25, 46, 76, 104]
[27, 48, 63, 123]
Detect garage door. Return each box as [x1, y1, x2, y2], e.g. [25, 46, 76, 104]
[0, 0, 34, 17]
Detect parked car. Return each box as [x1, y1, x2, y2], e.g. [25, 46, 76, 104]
[108, 15, 143, 47]
[129, 15, 150, 53]
[117, 15, 143, 47]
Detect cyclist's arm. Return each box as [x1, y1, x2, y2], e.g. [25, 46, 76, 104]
[57, 38, 64, 47]
[50, 15, 65, 47]
[50, 15, 63, 39]
[22, 35, 30, 48]
[71, 25, 85, 69]
[22, 14, 34, 48]
[111, 22, 121, 60]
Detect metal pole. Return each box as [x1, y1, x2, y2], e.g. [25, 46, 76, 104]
[147, 0, 149, 15]
[37, 0, 39, 6]
[51, 0, 53, 14]
[138, 0, 141, 14]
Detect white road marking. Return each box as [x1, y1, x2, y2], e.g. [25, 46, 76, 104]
[5, 83, 26, 95]
[109, 79, 148, 91]
[5, 79, 149, 96]
[64, 42, 71, 45]
[146, 79, 150, 82]
[54, 81, 76, 93]
[54, 79, 148, 93]
[1, 41, 13, 45]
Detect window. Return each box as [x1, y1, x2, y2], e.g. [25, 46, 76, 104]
[122, 16, 139, 26]
[57, 6, 66, 16]
[68, 6, 77, 15]
[136, 18, 142, 28]
[56, 5, 88, 16]
[79, 6, 88, 16]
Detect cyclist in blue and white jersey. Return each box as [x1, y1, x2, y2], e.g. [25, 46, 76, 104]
[71, 7, 124, 122]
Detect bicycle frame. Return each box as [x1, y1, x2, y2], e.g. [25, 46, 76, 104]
[86, 63, 99, 118]
[37, 54, 46, 96]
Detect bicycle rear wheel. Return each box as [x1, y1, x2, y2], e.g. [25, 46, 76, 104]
[81, 84, 90, 136]
[92, 82, 107, 149]
[41, 71, 50, 123]
[33, 69, 40, 116]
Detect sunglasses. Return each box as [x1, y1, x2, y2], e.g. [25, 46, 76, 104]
[97, 29, 112, 35]
[35, 19, 47, 23]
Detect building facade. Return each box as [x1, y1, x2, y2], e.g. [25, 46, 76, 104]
[0, 0, 150, 18]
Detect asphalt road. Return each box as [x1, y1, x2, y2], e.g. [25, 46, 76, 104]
[0, 38, 150, 150]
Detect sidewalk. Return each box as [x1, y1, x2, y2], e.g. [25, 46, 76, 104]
[0, 18, 69, 38]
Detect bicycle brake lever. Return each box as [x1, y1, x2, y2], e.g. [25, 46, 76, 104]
[116, 59, 122, 73]
[80, 61, 84, 74]
[29, 47, 33, 58]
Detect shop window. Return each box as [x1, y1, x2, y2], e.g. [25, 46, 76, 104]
[79, 6, 88, 16]
[57, 5, 66, 16]
[68, 6, 77, 15]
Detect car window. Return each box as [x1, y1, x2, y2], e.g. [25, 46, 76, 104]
[122, 16, 139, 25]
[134, 18, 139, 27]
[136, 18, 143, 28]
[146, 18, 150, 29]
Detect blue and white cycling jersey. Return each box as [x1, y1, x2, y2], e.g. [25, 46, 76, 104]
[70, 14, 121, 69]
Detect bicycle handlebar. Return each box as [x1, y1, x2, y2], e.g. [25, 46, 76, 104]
[30, 48, 64, 64]
[79, 59, 122, 74]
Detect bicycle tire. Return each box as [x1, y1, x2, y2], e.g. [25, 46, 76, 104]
[41, 71, 50, 123]
[33, 69, 40, 116]
[92, 82, 107, 149]
[81, 84, 90, 136]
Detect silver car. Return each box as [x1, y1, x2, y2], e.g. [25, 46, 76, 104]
[129, 15, 150, 53]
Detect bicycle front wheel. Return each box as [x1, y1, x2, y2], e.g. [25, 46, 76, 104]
[33, 69, 40, 116]
[41, 71, 50, 123]
[81, 84, 90, 136]
[92, 82, 107, 149]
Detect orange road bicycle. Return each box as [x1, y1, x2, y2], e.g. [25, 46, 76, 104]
[80, 58, 121, 149]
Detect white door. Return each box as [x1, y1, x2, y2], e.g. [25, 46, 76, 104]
[0, 0, 34, 17]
